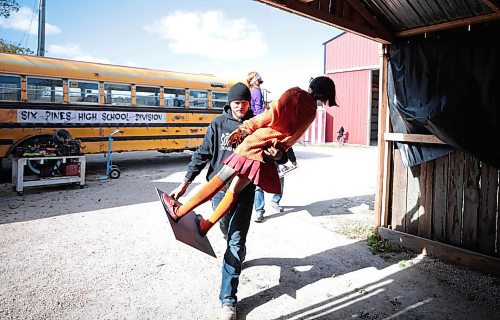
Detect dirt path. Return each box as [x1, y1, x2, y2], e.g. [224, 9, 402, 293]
[1, 145, 498, 320]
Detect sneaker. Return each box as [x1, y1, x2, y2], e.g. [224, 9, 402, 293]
[270, 201, 284, 213]
[161, 193, 180, 222]
[221, 305, 237, 320]
[253, 211, 264, 223]
[195, 214, 208, 237]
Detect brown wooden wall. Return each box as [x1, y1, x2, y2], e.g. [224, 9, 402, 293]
[390, 148, 500, 258]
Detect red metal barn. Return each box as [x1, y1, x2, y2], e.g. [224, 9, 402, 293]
[323, 32, 381, 145]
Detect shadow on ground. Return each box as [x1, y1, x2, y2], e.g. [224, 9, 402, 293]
[261, 194, 375, 221]
[238, 241, 500, 320]
[0, 152, 194, 224]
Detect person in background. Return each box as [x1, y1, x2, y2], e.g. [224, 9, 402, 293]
[269, 147, 298, 213]
[169, 82, 285, 320]
[247, 71, 267, 222]
[247, 71, 265, 115]
[337, 126, 344, 142]
[337, 126, 345, 143]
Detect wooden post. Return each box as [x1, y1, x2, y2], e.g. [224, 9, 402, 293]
[374, 45, 391, 229]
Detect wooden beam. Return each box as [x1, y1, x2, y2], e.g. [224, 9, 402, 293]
[374, 46, 391, 229]
[255, 0, 394, 44]
[384, 133, 446, 145]
[378, 227, 500, 277]
[344, 0, 392, 37]
[396, 12, 500, 37]
[482, 0, 500, 12]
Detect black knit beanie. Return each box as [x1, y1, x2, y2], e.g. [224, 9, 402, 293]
[228, 82, 251, 104]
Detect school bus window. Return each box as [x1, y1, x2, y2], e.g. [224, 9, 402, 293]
[136, 86, 160, 107]
[212, 91, 228, 109]
[104, 83, 132, 105]
[0, 74, 21, 101]
[69, 80, 99, 103]
[27, 77, 63, 103]
[164, 87, 185, 108]
[189, 90, 208, 108]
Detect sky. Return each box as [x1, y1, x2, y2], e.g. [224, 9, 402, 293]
[0, 0, 341, 100]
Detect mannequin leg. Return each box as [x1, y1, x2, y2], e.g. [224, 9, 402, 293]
[164, 165, 237, 221]
[197, 175, 251, 235]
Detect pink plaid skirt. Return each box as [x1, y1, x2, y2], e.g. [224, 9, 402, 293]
[223, 153, 281, 194]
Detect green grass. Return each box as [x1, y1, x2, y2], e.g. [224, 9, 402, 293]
[366, 228, 405, 260]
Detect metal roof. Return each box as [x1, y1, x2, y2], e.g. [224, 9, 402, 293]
[362, 0, 498, 32]
[255, 0, 500, 43]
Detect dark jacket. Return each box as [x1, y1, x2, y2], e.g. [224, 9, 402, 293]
[184, 105, 254, 182]
[286, 147, 297, 163]
[184, 104, 289, 182]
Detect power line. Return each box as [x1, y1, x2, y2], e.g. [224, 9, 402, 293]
[18, 0, 40, 48]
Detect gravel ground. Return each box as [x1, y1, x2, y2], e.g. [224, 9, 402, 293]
[1, 145, 499, 320]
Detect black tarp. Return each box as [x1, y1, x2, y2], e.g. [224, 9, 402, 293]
[387, 22, 500, 169]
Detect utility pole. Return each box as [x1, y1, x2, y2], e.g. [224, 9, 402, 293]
[37, 0, 46, 56]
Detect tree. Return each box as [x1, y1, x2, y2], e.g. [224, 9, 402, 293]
[1, 0, 19, 19]
[1, 0, 33, 55]
[0, 39, 34, 54]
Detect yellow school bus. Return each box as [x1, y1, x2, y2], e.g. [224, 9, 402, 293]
[0, 52, 236, 161]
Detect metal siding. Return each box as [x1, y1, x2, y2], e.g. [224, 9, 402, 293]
[325, 71, 370, 145]
[304, 108, 327, 144]
[361, 0, 496, 32]
[325, 33, 379, 71]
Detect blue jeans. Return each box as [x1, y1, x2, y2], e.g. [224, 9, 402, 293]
[271, 176, 284, 203]
[254, 186, 265, 214]
[271, 192, 282, 204]
[254, 175, 284, 214]
[213, 185, 254, 307]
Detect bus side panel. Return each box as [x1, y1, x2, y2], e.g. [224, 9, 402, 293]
[1, 126, 210, 155]
[0, 108, 219, 156]
[0, 108, 16, 122]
